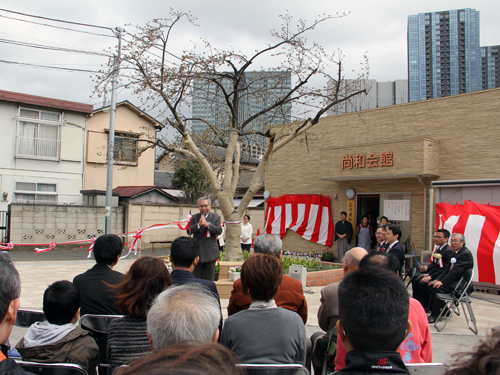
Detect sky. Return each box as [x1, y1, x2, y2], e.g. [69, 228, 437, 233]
[0, 0, 498, 111]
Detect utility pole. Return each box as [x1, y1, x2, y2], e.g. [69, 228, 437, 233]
[105, 27, 123, 234]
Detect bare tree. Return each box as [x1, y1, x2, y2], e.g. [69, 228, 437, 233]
[96, 11, 368, 260]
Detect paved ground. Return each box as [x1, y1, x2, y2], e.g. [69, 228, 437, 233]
[5, 248, 500, 370]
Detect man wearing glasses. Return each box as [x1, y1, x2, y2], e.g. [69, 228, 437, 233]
[412, 229, 454, 308]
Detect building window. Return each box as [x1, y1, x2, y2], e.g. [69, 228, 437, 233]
[114, 136, 138, 165]
[14, 182, 57, 203]
[16, 108, 61, 160]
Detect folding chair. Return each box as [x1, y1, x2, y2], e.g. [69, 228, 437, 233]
[404, 266, 417, 289]
[79, 314, 123, 374]
[15, 360, 88, 375]
[15, 309, 46, 327]
[236, 364, 310, 375]
[406, 363, 448, 375]
[434, 268, 477, 334]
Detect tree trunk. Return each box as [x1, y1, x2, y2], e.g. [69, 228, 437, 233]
[223, 212, 244, 261]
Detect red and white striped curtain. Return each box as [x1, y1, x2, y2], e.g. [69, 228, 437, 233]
[436, 200, 500, 284]
[265, 194, 334, 247]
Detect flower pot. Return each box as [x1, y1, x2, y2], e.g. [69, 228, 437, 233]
[229, 271, 241, 282]
[214, 272, 220, 281]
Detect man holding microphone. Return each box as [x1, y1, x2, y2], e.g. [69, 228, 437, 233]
[187, 197, 222, 281]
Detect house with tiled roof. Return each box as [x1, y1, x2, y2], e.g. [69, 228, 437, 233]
[0, 89, 93, 211]
[83, 101, 161, 194]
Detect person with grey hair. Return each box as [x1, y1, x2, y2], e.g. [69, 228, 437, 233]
[187, 196, 222, 281]
[227, 234, 307, 323]
[0, 253, 29, 374]
[311, 247, 368, 375]
[147, 284, 221, 350]
[427, 233, 474, 323]
[253, 233, 282, 254]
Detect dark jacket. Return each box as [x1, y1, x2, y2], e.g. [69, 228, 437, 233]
[334, 350, 410, 374]
[335, 220, 353, 245]
[170, 269, 220, 298]
[15, 327, 99, 375]
[387, 241, 405, 269]
[187, 212, 222, 263]
[73, 264, 124, 316]
[435, 246, 474, 289]
[427, 244, 454, 279]
[0, 344, 30, 375]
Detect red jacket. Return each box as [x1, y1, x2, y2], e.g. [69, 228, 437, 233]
[227, 274, 308, 324]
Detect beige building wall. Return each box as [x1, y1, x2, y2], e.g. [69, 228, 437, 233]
[266, 88, 500, 257]
[85, 104, 158, 190]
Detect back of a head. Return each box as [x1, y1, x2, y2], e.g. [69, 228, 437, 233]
[241, 253, 283, 302]
[147, 284, 220, 350]
[253, 234, 282, 256]
[170, 237, 199, 268]
[93, 234, 123, 265]
[43, 280, 80, 325]
[444, 330, 500, 375]
[116, 256, 172, 317]
[0, 253, 21, 323]
[360, 252, 401, 275]
[339, 266, 409, 352]
[343, 247, 368, 269]
[116, 342, 241, 375]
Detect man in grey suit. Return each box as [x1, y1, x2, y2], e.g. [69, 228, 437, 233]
[187, 197, 222, 281]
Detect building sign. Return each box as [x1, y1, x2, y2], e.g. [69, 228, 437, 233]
[342, 152, 394, 169]
[347, 199, 356, 225]
[384, 200, 410, 221]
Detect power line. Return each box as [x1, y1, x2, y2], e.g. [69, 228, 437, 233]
[0, 37, 111, 56]
[0, 58, 100, 73]
[0, 14, 115, 38]
[0, 8, 113, 31]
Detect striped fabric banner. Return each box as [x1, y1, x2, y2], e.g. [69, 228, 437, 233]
[265, 194, 334, 247]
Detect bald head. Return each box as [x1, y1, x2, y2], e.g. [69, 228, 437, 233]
[343, 247, 369, 274]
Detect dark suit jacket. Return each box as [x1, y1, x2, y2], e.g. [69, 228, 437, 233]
[435, 246, 474, 289]
[227, 274, 308, 324]
[170, 269, 220, 300]
[387, 240, 405, 269]
[170, 269, 223, 336]
[73, 264, 124, 316]
[187, 212, 222, 263]
[427, 244, 454, 279]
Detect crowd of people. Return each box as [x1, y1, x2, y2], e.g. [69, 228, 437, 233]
[0, 197, 496, 375]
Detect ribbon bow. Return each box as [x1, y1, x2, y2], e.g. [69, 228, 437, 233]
[34, 242, 56, 253]
[86, 238, 97, 259]
[0, 242, 14, 251]
[131, 228, 144, 255]
[176, 214, 192, 230]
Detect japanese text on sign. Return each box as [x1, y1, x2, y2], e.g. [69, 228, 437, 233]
[342, 152, 394, 169]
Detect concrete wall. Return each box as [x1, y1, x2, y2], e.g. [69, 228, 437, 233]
[9, 204, 123, 249]
[8, 202, 266, 251]
[122, 202, 266, 248]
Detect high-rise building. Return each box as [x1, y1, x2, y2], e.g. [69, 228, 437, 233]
[327, 79, 408, 115]
[191, 71, 292, 146]
[482, 45, 500, 89]
[408, 9, 481, 102]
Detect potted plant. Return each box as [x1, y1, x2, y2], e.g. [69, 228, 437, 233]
[229, 265, 242, 281]
[214, 260, 221, 281]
